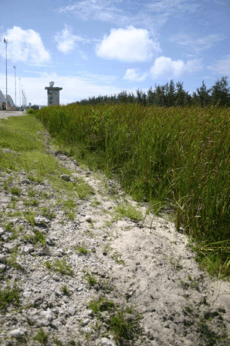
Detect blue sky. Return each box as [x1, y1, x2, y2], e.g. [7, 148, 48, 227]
[0, 0, 229, 106]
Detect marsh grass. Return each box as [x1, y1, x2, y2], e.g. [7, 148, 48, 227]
[35, 104, 230, 277]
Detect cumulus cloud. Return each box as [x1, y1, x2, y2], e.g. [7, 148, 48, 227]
[96, 26, 161, 62]
[54, 25, 85, 54]
[123, 69, 148, 82]
[0, 26, 50, 65]
[150, 56, 202, 79]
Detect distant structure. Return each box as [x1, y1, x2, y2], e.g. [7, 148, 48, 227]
[0, 90, 15, 110]
[45, 81, 63, 106]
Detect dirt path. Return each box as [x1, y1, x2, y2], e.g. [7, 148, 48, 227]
[0, 110, 26, 119]
[0, 121, 229, 345]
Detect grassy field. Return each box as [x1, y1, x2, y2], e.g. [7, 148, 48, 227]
[30, 105, 229, 277]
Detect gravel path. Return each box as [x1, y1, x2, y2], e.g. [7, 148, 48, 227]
[0, 119, 229, 345]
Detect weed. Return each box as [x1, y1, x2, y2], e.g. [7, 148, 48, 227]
[169, 257, 183, 270]
[61, 285, 69, 295]
[24, 210, 35, 226]
[27, 188, 37, 197]
[111, 251, 125, 265]
[24, 199, 39, 207]
[88, 297, 143, 341]
[40, 207, 56, 220]
[33, 328, 48, 345]
[7, 246, 22, 270]
[76, 244, 89, 255]
[114, 203, 143, 222]
[0, 283, 20, 310]
[45, 259, 74, 275]
[53, 337, 63, 346]
[91, 198, 101, 207]
[10, 187, 21, 195]
[83, 271, 98, 287]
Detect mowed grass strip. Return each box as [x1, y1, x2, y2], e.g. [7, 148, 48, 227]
[0, 115, 93, 199]
[35, 104, 230, 277]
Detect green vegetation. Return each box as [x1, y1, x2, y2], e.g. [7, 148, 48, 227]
[23, 230, 46, 246]
[10, 187, 21, 195]
[45, 258, 74, 275]
[83, 271, 98, 287]
[35, 104, 230, 277]
[0, 283, 20, 310]
[60, 285, 69, 295]
[33, 328, 48, 345]
[114, 203, 143, 222]
[76, 244, 89, 255]
[88, 297, 143, 342]
[0, 115, 93, 202]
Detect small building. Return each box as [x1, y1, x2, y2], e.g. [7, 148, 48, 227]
[45, 81, 63, 106]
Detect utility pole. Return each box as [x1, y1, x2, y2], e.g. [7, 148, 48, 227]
[3, 38, 8, 110]
[13, 66, 16, 107]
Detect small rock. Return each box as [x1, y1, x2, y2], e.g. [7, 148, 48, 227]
[0, 254, 6, 263]
[22, 245, 34, 254]
[100, 338, 116, 346]
[3, 243, 15, 253]
[53, 250, 63, 257]
[60, 174, 70, 181]
[20, 179, 31, 184]
[73, 160, 79, 166]
[23, 291, 31, 298]
[40, 308, 52, 322]
[53, 274, 60, 281]
[46, 238, 55, 246]
[34, 216, 49, 227]
[82, 318, 90, 326]
[68, 307, 76, 316]
[0, 227, 6, 236]
[41, 246, 51, 256]
[0, 263, 6, 271]
[9, 328, 26, 338]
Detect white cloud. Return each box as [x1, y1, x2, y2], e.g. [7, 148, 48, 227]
[170, 33, 224, 54]
[54, 25, 85, 54]
[123, 69, 148, 82]
[58, 0, 200, 31]
[208, 55, 230, 75]
[0, 26, 50, 65]
[58, 0, 128, 24]
[96, 26, 161, 62]
[150, 56, 203, 79]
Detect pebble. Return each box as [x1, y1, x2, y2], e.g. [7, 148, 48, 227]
[0, 227, 6, 236]
[0, 263, 6, 271]
[3, 243, 15, 252]
[100, 338, 116, 346]
[60, 174, 70, 181]
[20, 179, 31, 184]
[82, 318, 90, 326]
[9, 328, 26, 338]
[0, 254, 6, 263]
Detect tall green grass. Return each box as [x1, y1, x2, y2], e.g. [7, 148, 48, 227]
[35, 104, 230, 276]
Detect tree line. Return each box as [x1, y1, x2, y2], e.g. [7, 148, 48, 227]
[75, 76, 230, 107]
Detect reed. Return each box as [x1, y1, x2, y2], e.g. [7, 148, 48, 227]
[35, 104, 230, 276]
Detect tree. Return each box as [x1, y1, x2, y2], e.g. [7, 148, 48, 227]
[210, 76, 230, 107]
